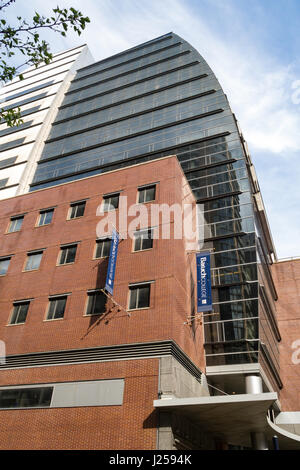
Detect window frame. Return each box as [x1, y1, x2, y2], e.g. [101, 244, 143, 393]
[128, 282, 152, 311]
[46, 295, 68, 321]
[85, 290, 107, 316]
[94, 238, 111, 259]
[137, 184, 157, 204]
[7, 215, 24, 233]
[37, 208, 54, 227]
[67, 200, 86, 220]
[57, 244, 78, 266]
[9, 301, 30, 325]
[24, 250, 43, 272]
[0, 256, 11, 276]
[133, 228, 154, 252]
[102, 192, 120, 212]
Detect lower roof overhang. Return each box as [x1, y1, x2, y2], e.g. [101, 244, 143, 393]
[154, 393, 300, 450]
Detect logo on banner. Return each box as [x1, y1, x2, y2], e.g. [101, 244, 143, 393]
[196, 252, 212, 312]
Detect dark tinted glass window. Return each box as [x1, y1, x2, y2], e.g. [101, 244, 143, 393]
[138, 185, 156, 203]
[10, 302, 30, 324]
[129, 284, 151, 309]
[47, 297, 67, 319]
[86, 291, 107, 315]
[59, 245, 77, 264]
[0, 387, 53, 408]
[69, 201, 86, 219]
[95, 239, 111, 258]
[134, 229, 153, 251]
[102, 194, 119, 211]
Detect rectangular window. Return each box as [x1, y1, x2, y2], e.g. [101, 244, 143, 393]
[86, 291, 107, 315]
[138, 185, 156, 203]
[47, 296, 67, 320]
[0, 387, 53, 409]
[95, 239, 111, 258]
[38, 208, 54, 226]
[58, 244, 77, 265]
[133, 228, 153, 251]
[8, 215, 24, 233]
[10, 301, 30, 324]
[129, 283, 151, 310]
[68, 201, 86, 219]
[102, 193, 120, 212]
[0, 178, 8, 189]
[24, 251, 43, 271]
[0, 257, 11, 276]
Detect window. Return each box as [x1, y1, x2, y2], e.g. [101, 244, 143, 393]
[58, 244, 77, 265]
[24, 251, 43, 271]
[102, 193, 120, 212]
[47, 296, 67, 320]
[133, 228, 153, 251]
[0, 387, 53, 409]
[138, 185, 156, 203]
[0, 178, 8, 189]
[86, 291, 107, 315]
[10, 301, 30, 324]
[68, 200, 86, 219]
[95, 238, 111, 258]
[0, 257, 11, 276]
[128, 283, 151, 310]
[8, 215, 24, 233]
[38, 208, 54, 226]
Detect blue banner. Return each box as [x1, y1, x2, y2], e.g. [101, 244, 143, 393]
[105, 229, 120, 295]
[196, 252, 212, 312]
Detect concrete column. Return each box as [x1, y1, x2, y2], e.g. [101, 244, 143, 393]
[245, 375, 263, 394]
[251, 432, 268, 450]
[246, 375, 268, 450]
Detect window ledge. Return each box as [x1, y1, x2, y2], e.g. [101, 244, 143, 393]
[127, 307, 151, 311]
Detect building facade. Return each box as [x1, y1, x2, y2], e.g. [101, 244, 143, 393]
[0, 32, 299, 450]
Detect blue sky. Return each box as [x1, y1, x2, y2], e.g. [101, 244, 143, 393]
[2, 0, 300, 258]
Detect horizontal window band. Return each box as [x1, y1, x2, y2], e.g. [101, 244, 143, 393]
[30, 132, 231, 187]
[0, 183, 18, 191]
[46, 90, 216, 144]
[2, 46, 86, 85]
[196, 190, 243, 204]
[68, 58, 201, 99]
[211, 280, 258, 290]
[0, 120, 43, 139]
[55, 77, 213, 126]
[3, 93, 57, 115]
[60, 50, 194, 110]
[67, 52, 199, 98]
[2, 84, 62, 113]
[2, 61, 76, 98]
[69, 41, 183, 83]
[204, 231, 247, 242]
[0, 161, 26, 171]
[2, 77, 65, 107]
[185, 158, 238, 174]
[39, 108, 225, 163]
[129, 280, 155, 287]
[77, 35, 173, 75]
[0, 139, 35, 153]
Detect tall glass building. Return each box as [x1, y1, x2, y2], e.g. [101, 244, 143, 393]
[29, 32, 281, 396]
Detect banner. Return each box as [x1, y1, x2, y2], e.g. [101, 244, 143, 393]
[196, 251, 212, 312]
[105, 229, 120, 295]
